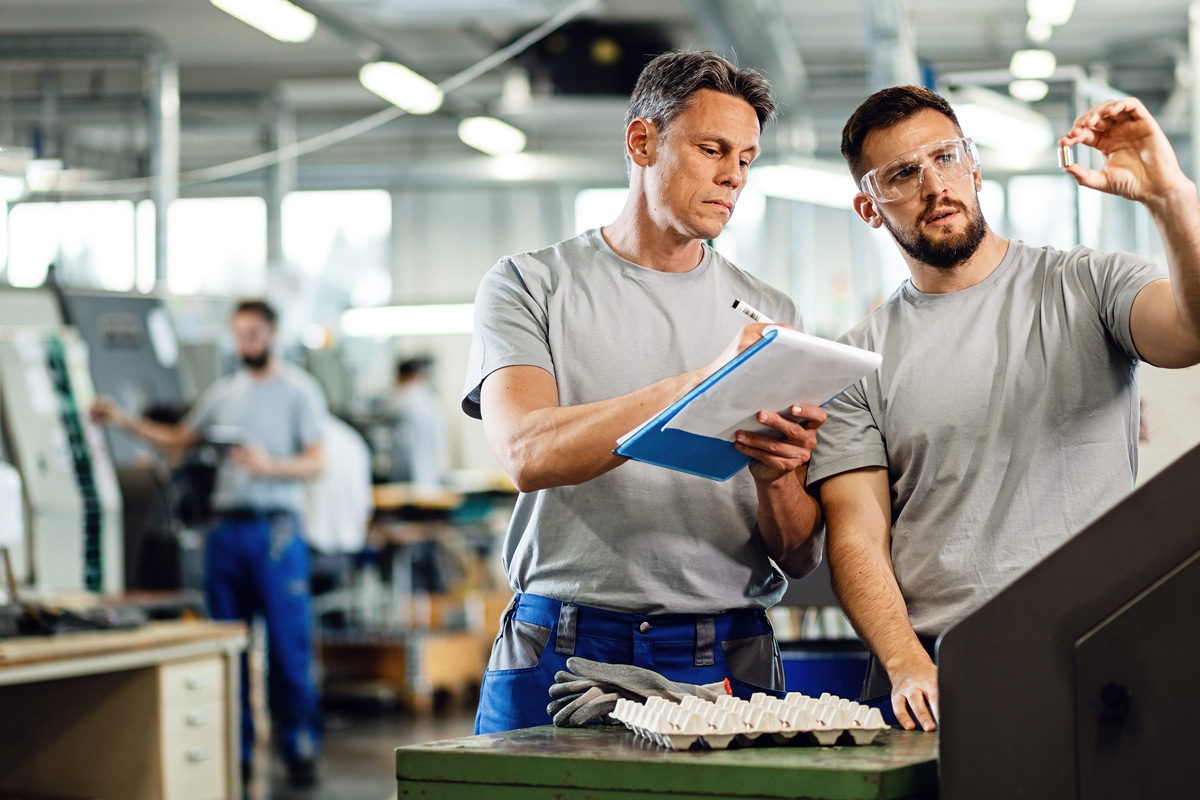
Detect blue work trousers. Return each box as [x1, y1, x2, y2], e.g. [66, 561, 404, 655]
[205, 511, 322, 767]
[475, 593, 785, 734]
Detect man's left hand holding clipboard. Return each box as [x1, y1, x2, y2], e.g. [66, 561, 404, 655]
[703, 322, 829, 483]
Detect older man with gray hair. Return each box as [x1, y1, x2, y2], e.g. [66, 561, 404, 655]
[462, 50, 828, 733]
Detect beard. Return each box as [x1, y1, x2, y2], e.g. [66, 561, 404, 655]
[241, 350, 270, 370]
[883, 194, 987, 270]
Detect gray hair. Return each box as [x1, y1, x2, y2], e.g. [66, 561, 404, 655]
[624, 50, 775, 173]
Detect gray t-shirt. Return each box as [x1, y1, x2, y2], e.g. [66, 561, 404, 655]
[807, 241, 1164, 636]
[392, 381, 449, 490]
[186, 363, 327, 513]
[463, 228, 805, 615]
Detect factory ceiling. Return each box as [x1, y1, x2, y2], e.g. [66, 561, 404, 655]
[0, 0, 1194, 193]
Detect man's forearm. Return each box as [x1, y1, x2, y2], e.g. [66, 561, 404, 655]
[118, 416, 196, 451]
[484, 368, 705, 492]
[755, 468, 823, 577]
[1149, 181, 1200, 342]
[264, 452, 324, 479]
[828, 535, 929, 674]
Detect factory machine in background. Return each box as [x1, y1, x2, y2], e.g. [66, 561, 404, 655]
[56, 289, 211, 592]
[0, 325, 123, 595]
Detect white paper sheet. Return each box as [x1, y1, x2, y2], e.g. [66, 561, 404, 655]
[664, 327, 881, 441]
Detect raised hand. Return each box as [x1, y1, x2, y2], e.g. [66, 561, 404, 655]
[1060, 97, 1192, 206]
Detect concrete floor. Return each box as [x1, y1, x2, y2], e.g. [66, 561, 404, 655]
[247, 703, 477, 800]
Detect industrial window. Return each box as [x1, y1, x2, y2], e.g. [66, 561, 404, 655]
[6, 200, 136, 290]
[282, 189, 392, 308]
[167, 196, 267, 296]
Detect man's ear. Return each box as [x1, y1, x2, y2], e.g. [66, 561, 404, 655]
[973, 167, 983, 194]
[853, 193, 884, 228]
[626, 118, 656, 168]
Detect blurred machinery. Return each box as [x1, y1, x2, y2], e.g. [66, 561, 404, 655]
[55, 288, 206, 591]
[0, 323, 122, 595]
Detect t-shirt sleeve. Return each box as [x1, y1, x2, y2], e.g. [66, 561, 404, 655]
[182, 378, 228, 435]
[461, 257, 555, 419]
[295, 377, 327, 450]
[1079, 248, 1166, 361]
[805, 374, 889, 487]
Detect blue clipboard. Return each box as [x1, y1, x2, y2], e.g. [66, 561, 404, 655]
[614, 331, 780, 481]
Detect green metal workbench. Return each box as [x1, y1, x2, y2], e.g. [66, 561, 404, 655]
[396, 725, 938, 799]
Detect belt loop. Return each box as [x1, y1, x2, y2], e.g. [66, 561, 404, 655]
[694, 616, 716, 667]
[555, 602, 578, 656]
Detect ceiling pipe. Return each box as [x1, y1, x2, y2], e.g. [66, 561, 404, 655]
[860, 0, 921, 90]
[686, 0, 816, 156]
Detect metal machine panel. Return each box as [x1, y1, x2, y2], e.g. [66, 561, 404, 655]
[0, 328, 123, 595]
[1074, 549, 1200, 800]
[937, 443, 1200, 799]
[0, 289, 63, 327]
[57, 289, 186, 466]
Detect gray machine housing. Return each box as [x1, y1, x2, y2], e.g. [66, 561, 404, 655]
[938, 442, 1200, 799]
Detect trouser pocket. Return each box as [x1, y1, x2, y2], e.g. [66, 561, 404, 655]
[475, 606, 560, 734]
[719, 632, 784, 693]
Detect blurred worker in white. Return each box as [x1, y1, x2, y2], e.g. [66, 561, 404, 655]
[392, 355, 449, 491]
[809, 87, 1200, 732]
[306, 414, 372, 553]
[92, 299, 327, 787]
[463, 50, 826, 734]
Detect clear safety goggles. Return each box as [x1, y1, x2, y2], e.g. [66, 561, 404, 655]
[858, 137, 979, 203]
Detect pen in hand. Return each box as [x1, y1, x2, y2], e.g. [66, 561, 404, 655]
[732, 298, 776, 325]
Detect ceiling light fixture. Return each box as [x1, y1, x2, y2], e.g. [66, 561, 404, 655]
[1026, 18, 1053, 44]
[1010, 49, 1057, 79]
[210, 0, 317, 43]
[0, 176, 25, 203]
[341, 303, 475, 337]
[1026, 0, 1076, 26]
[359, 62, 443, 114]
[753, 162, 856, 209]
[1009, 79, 1050, 103]
[458, 117, 527, 156]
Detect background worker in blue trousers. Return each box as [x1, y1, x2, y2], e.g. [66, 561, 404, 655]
[462, 50, 827, 734]
[92, 299, 327, 787]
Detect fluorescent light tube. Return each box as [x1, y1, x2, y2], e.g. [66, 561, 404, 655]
[458, 117, 527, 156]
[211, 0, 317, 43]
[1026, 18, 1053, 44]
[341, 304, 475, 337]
[1009, 79, 1050, 103]
[359, 62, 443, 115]
[1026, 0, 1076, 26]
[1010, 49, 1057, 79]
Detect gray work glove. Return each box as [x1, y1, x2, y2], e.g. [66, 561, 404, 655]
[546, 657, 731, 727]
[547, 685, 626, 727]
[563, 657, 730, 702]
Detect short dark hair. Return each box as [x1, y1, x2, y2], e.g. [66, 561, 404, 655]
[625, 50, 776, 149]
[233, 299, 278, 327]
[841, 85, 963, 182]
[397, 356, 432, 381]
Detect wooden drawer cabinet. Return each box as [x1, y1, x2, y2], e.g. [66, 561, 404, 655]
[0, 621, 246, 800]
[160, 659, 227, 800]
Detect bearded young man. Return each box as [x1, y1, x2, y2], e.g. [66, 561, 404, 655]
[806, 86, 1200, 732]
[92, 299, 327, 787]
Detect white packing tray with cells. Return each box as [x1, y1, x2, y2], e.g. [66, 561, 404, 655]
[609, 691, 889, 751]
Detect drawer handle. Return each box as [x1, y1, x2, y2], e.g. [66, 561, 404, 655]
[187, 747, 212, 763]
[186, 710, 212, 727]
[185, 675, 212, 690]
